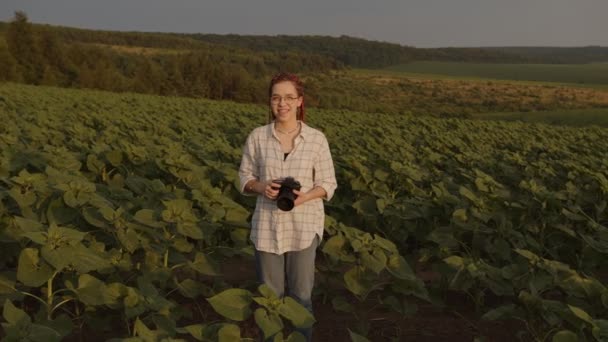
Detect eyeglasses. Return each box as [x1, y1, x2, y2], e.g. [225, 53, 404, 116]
[270, 95, 299, 104]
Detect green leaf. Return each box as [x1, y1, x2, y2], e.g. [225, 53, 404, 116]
[258, 284, 280, 300]
[106, 150, 123, 167]
[177, 222, 203, 240]
[552, 330, 579, 342]
[372, 235, 397, 253]
[117, 227, 140, 253]
[183, 324, 206, 341]
[344, 266, 374, 298]
[275, 331, 307, 342]
[481, 304, 517, 320]
[13, 216, 44, 233]
[0, 273, 16, 294]
[86, 154, 105, 173]
[134, 318, 160, 342]
[331, 296, 354, 313]
[386, 255, 416, 280]
[322, 234, 346, 259]
[27, 323, 63, 342]
[217, 324, 240, 342]
[76, 274, 108, 306]
[134, 209, 164, 228]
[176, 279, 204, 299]
[568, 305, 595, 325]
[254, 308, 283, 340]
[360, 248, 387, 274]
[17, 248, 55, 287]
[443, 255, 464, 269]
[452, 208, 468, 222]
[206, 288, 252, 321]
[41, 243, 111, 273]
[348, 329, 371, 342]
[189, 252, 219, 276]
[3, 299, 30, 325]
[352, 196, 377, 215]
[277, 297, 315, 328]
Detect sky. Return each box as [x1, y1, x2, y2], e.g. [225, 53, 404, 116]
[1, 0, 607, 48]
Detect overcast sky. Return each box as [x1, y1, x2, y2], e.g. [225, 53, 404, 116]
[1, 0, 607, 48]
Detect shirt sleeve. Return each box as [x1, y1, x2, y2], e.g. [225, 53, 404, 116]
[313, 134, 337, 201]
[238, 132, 259, 196]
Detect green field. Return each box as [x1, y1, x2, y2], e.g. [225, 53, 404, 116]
[385, 61, 608, 86]
[1, 83, 607, 341]
[474, 108, 608, 127]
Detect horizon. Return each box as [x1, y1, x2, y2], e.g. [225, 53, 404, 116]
[1, 18, 607, 50]
[1, 0, 607, 48]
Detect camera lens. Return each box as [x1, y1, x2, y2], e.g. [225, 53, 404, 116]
[275, 177, 301, 211]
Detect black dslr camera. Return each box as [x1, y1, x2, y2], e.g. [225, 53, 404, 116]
[272, 177, 301, 211]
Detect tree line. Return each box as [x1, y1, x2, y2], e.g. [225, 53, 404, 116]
[0, 12, 341, 103]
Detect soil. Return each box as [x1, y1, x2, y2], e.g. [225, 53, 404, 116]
[216, 255, 528, 342]
[3, 254, 528, 342]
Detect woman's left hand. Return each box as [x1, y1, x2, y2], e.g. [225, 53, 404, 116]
[292, 189, 310, 207]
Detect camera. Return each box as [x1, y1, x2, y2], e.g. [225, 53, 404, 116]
[272, 177, 301, 211]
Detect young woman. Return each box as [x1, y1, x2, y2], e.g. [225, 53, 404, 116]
[238, 72, 337, 340]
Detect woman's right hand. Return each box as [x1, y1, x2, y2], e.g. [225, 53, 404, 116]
[263, 180, 281, 200]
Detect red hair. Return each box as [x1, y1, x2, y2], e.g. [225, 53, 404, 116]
[268, 72, 306, 123]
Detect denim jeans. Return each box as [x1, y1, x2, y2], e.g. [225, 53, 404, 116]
[255, 235, 319, 341]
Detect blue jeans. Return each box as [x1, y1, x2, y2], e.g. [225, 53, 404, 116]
[255, 235, 319, 341]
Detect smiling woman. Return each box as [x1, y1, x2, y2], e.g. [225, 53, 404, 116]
[238, 72, 337, 341]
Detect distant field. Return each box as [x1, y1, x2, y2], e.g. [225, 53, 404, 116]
[473, 108, 608, 127]
[385, 61, 608, 86]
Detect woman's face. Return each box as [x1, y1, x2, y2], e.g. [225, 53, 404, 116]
[270, 81, 303, 123]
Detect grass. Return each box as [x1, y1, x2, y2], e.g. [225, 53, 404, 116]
[473, 108, 608, 127]
[382, 61, 608, 88]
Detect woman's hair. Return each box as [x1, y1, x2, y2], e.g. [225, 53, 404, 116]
[268, 72, 305, 123]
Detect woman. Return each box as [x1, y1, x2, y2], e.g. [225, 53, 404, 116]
[238, 72, 337, 340]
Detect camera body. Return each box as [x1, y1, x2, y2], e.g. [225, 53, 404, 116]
[273, 177, 301, 211]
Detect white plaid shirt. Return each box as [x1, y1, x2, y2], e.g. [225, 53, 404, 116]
[238, 121, 337, 254]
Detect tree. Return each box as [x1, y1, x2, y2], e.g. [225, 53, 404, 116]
[6, 11, 45, 84]
[0, 48, 21, 82]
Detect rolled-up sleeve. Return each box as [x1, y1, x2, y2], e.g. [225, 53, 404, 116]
[314, 135, 337, 201]
[238, 133, 258, 196]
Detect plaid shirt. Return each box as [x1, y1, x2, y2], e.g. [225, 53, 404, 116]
[238, 121, 337, 254]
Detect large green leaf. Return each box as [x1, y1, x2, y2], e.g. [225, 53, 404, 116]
[177, 222, 203, 240]
[348, 329, 371, 342]
[189, 252, 219, 276]
[0, 273, 16, 294]
[552, 330, 579, 342]
[41, 243, 111, 273]
[134, 318, 161, 342]
[360, 248, 387, 274]
[254, 308, 283, 339]
[217, 324, 241, 342]
[76, 274, 109, 306]
[331, 296, 354, 313]
[277, 296, 315, 328]
[568, 305, 595, 325]
[3, 299, 30, 325]
[481, 304, 517, 320]
[17, 248, 55, 287]
[206, 288, 252, 321]
[386, 255, 416, 280]
[344, 266, 374, 298]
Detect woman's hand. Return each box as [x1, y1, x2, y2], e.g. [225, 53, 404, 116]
[293, 187, 327, 207]
[292, 189, 311, 207]
[264, 180, 281, 200]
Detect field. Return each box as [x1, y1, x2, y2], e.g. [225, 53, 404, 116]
[1, 82, 607, 341]
[322, 69, 608, 121]
[473, 108, 608, 127]
[384, 61, 608, 87]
